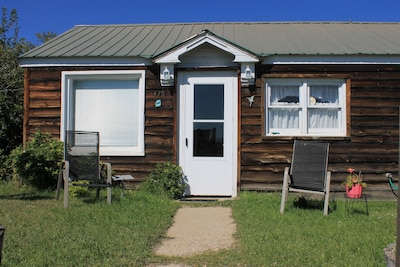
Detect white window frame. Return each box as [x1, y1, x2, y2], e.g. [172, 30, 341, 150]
[61, 70, 145, 156]
[265, 78, 347, 137]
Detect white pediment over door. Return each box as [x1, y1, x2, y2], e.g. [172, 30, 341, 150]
[154, 30, 259, 65]
[178, 43, 236, 68]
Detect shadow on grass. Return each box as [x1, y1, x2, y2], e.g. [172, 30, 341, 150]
[0, 193, 53, 201]
[347, 209, 368, 215]
[81, 197, 109, 204]
[294, 196, 337, 213]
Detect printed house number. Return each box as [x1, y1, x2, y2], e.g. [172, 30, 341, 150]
[153, 90, 166, 97]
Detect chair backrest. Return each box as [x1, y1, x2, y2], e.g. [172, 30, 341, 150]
[290, 140, 329, 191]
[65, 131, 100, 181]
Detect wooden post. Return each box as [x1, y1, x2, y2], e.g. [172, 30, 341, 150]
[23, 68, 30, 148]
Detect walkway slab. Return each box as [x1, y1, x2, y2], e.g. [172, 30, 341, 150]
[154, 206, 236, 257]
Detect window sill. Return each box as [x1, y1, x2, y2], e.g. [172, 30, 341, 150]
[261, 135, 351, 141]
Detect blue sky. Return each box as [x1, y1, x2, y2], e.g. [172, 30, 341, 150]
[2, 0, 400, 45]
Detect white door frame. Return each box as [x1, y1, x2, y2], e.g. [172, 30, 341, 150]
[178, 71, 238, 197]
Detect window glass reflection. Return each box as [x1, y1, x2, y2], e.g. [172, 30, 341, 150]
[193, 122, 223, 157]
[194, 85, 224, 119]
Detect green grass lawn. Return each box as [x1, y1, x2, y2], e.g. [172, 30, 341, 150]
[0, 182, 179, 266]
[0, 182, 396, 267]
[232, 192, 396, 267]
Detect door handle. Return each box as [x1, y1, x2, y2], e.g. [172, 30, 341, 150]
[185, 138, 188, 148]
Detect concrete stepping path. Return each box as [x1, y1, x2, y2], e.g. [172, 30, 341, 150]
[154, 206, 236, 257]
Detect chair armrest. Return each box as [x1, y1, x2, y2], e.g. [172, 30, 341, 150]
[112, 175, 134, 182]
[100, 162, 112, 184]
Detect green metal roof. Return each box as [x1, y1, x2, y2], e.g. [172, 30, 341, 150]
[20, 22, 400, 60]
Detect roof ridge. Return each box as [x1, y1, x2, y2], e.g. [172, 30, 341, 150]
[73, 21, 400, 28]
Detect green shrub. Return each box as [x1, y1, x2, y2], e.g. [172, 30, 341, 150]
[68, 181, 91, 197]
[0, 153, 11, 181]
[8, 130, 63, 190]
[140, 162, 187, 199]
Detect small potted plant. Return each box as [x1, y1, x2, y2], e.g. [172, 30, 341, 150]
[343, 168, 367, 198]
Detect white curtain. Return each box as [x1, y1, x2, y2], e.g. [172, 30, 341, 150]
[268, 84, 340, 130]
[308, 85, 339, 129]
[309, 85, 338, 104]
[269, 85, 300, 129]
[270, 85, 299, 104]
[73, 80, 139, 147]
[308, 109, 338, 129]
[269, 109, 299, 129]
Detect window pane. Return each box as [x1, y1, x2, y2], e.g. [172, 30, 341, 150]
[194, 84, 224, 119]
[266, 79, 346, 136]
[74, 80, 139, 147]
[269, 109, 299, 129]
[193, 122, 223, 157]
[270, 85, 299, 105]
[309, 85, 339, 104]
[308, 109, 339, 129]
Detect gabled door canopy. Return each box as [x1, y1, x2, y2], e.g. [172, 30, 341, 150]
[154, 30, 259, 86]
[154, 30, 259, 63]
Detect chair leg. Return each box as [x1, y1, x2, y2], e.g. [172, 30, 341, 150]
[63, 161, 69, 208]
[323, 191, 330, 216]
[104, 163, 112, 204]
[323, 171, 332, 216]
[96, 188, 100, 199]
[107, 187, 112, 204]
[55, 162, 64, 200]
[280, 167, 290, 214]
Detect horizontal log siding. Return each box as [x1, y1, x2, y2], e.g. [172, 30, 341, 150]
[25, 68, 61, 136]
[240, 64, 400, 191]
[24, 66, 175, 182]
[24, 64, 400, 191]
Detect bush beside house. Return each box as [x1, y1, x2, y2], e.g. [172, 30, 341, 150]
[8, 131, 63, 190]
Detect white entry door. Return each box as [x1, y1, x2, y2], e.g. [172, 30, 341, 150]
[178, 71, 238, 196]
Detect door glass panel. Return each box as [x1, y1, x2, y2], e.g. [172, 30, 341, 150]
[194, 85, 224, 119]
[193, 122, 223, 157]
[193, 84, 224, 157]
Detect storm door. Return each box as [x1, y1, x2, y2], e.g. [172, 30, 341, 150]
[178, 71, 237, 196]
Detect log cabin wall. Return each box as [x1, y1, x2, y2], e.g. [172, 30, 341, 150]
[24, 63, 400, 191]
[240, 64, 400, 192]
[24, 65, 176, 182]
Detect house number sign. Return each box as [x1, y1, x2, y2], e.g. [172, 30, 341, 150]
[153, 90, 166, 97]
[153, 90, 165, 108]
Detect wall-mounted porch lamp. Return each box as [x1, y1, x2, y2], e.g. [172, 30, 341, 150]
[240, 63, 255, 86]
[160, 64, 174, 86]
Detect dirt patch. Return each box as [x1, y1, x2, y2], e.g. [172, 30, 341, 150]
[154, 206, 236, 257]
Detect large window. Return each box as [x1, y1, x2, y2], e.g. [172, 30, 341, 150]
[265, 78, 347, 136]
[61, 70, 145, 156]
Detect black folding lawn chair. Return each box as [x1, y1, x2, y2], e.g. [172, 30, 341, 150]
[280, 140, 331, 216]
